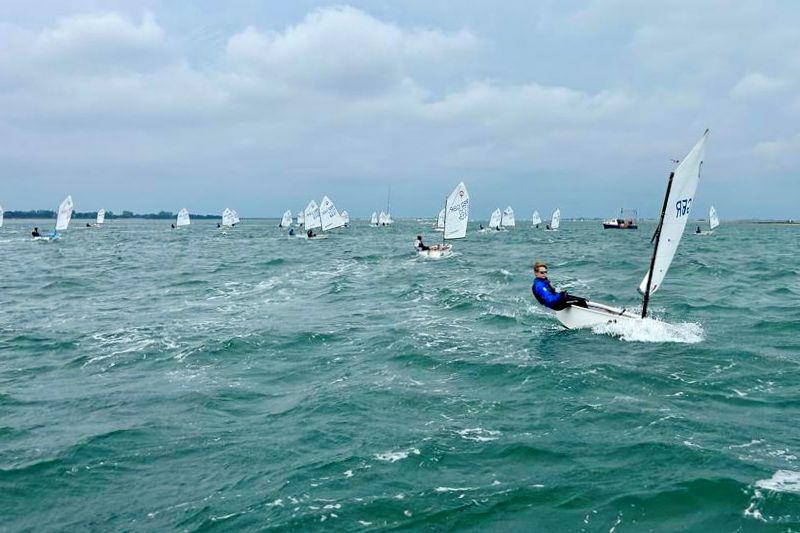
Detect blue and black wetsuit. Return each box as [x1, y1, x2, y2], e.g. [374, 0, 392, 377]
[532, 277, 587, 311]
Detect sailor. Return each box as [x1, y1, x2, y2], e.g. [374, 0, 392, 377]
[31, 227, 41, 237]
[414, 235, 430, 252]
[479, 224, 484, 230]
[531, 261, 587, 310]
[546, 224, 551, 230]
[288, 228, 295, 236]
[86, 223, 92, 227]
[171, 223, 175, 229]
[307, 229, 316, 238]
[695, 225, 701, 234]
[217, 223, 221, 228]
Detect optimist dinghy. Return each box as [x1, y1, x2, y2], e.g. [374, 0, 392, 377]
[279, 210, 293, 228]
[176, 208, 190, 228]
[531, 211, 542, 227]
[434, 208, 445, 232]
[501, 206, 515, 229]
[545, 208, 560, 231]
[695, 206, 718, 236]
[418, 182, 469, 259]
[35, 195, 74, 241]
[555, 130, 709, 330]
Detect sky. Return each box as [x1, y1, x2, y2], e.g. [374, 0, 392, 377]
[1, 0, 798, 219]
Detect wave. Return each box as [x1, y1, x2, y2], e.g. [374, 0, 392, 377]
[592, 317, 704, 343]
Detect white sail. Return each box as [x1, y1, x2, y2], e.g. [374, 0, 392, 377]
[444, 182, 470, 239]
[385, 213, 394, 225]
[639, 130, 708, 295]
[280, 210, 293, 227]
[222, 208, 235, 227]
[304, 200, 321, 230]
[320, 195, 345, 231]
[550, 208, 561, 229]
[489, 209, 502, 229]
[370, 212, 378, 225]
[232, 210, 240, 225]
[96, 209, 106, 225]
[0, 205, 4, 228]
[378, 211, 387, 225]
[709, 206, 719, 230]
[341, 210, 350, 224]
[297, 211, 305, 226]
[436, 208, 445, 229]
[501, 206, 515, 227]
[55, 195, 74, 231]
[176, 208, 190, 227]
[532, 211, 541, 225]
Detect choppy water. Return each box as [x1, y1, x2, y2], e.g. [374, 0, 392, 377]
[1, 219, 799, 531]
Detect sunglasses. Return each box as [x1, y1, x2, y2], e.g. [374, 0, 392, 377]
[537, 269, 547, 274]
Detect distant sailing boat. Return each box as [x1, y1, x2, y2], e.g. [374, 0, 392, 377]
[418, 182, 469, 259]
[384, 186, 394, 225]
[370, 212, 379, 226]
[221, 208, 235, 228]
[378, 211, 388, 226]
[280, 210, 293, 228]
[501, 206, 515, 228]
[555, 130, 708, 329]
[486, 208, 502, 231]
[696, 206, 719, 235]
[319, 196, 346, 236]
[36, 195, 73, 240]
[0, 205, 4, 228]
[176, 208, 190, 228]
[340, 211, 350, 226]
[546, 209, 560, 231]
[303, 200, 323, 238]
[296, 211, 305, 227]
[434, 208, 445, 232]
[531, 210, 542, 227]
[232, 210, 240, 225]
[86, 208, 106, 228]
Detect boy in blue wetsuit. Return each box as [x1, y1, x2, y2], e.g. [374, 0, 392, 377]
[531, 261, 588, 311]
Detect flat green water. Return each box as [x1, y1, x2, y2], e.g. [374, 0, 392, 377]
[1, 219, 799, 531]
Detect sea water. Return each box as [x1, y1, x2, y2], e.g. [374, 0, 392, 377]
[1, 219, 799, 530]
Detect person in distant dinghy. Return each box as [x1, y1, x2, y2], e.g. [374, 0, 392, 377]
[531, 262, 588, 310]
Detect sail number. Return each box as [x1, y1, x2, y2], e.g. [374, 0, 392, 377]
[675, 198, 692, 218]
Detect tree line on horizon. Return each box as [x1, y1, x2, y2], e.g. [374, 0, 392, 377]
[4, 210, 218, 220]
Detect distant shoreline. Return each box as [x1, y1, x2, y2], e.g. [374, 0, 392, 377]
[3, 210, 218, 220]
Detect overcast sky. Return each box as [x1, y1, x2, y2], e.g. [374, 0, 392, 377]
[1, 1, 798, 218]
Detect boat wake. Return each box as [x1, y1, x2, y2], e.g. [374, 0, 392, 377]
[591, 317, 704, 344]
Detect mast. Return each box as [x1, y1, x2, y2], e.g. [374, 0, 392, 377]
[441, 198, 447, 245]
[641, 171, 675, 318]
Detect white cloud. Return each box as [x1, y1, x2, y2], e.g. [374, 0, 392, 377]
[753, 134, 800, 168]
[730, 72, 789, 99]
[225, 6, 476, 97]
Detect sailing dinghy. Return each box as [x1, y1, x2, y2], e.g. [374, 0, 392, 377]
[280, 210, 293, 228]
[545, 209, 560, 231]
[221, 208, 235, 228]
[36, 195, 73, 240]
[176, 208, 190, 228]
[501, 206, 515, 228]
[86, 208, 106, 228]
[0, 205, 4, 228]
[370, 212, 379, 226]
[318, 196, 346, 236]
[418, 182, 469, 259]
[554, 130, 708, 330]
[696, 206, 718, 235]
[531, 210, 542, 227]
[303, 200, 325, 239]
[341, 211, 350, 226]
[296, 211, 305, 227]
[434, 208, 445, 232]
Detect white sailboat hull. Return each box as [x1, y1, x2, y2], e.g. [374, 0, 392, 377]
[417, 244, 453, 259]
[555, 301, 641, 330]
